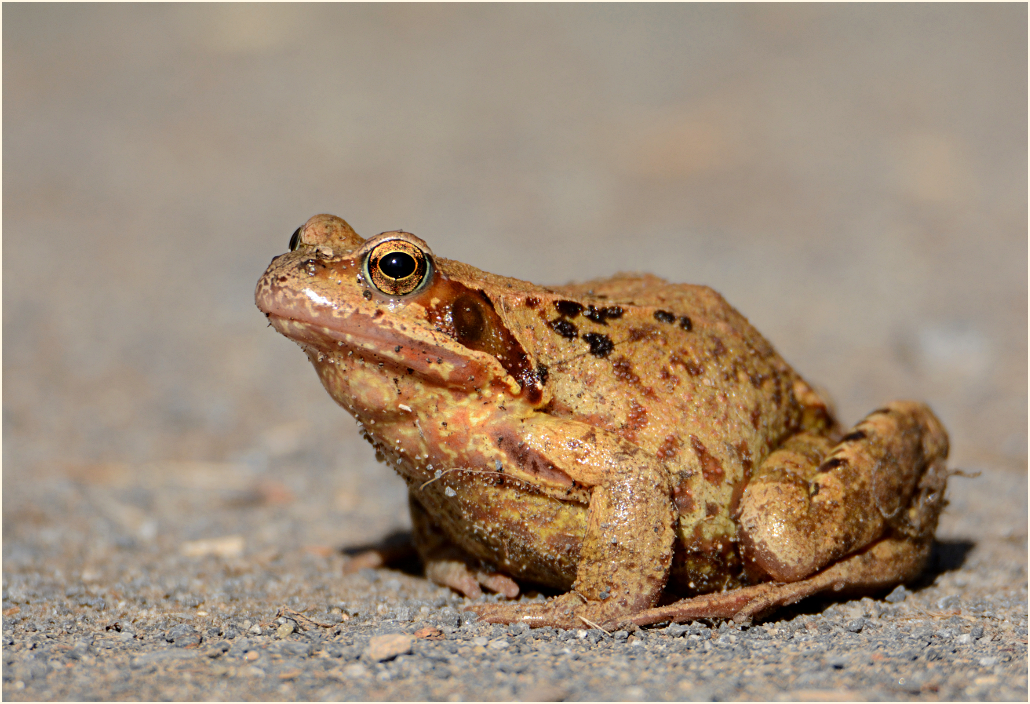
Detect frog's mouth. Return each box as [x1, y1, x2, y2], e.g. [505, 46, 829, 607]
[260, 300, 503, 393]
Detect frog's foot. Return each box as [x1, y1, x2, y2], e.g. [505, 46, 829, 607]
[425, 558, 520, 599]
[468, 592, 628, 630]
[629, 530, 935, 627]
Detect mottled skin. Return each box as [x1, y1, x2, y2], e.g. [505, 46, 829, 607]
[255, 214, 950, 629]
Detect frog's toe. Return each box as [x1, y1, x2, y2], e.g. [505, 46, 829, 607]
[467, 592, 632, 630]
[424, 559, 521, 599]
[475, 571, 520, 599]
[466, 593, 585, 629]
[425, 559, 484, 599]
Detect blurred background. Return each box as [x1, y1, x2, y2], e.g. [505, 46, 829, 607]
[4, 5, 1026, 569]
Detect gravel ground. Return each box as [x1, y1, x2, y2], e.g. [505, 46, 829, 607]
[3, 5, 1026, 701]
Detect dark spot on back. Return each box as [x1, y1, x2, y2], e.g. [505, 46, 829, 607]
[841, 430, 867, 443]
[628, 325, 662, 342]
[670, 353, 704, 377]
[710, 336, 727, 359]
[583, 333, 614, 358]
[612, 357, 640, 385]
[705, 501, 721, 518]
[657, 434, 681, 460]
[654, 310, 676, 324]
[820, 457, 848, 471]
[548, 319, 579, 340]
[554, 300, 584, 318]
[584, 305, 624, 325]
[525, 297, 540, 308]
[679, 316, 693, 331]
[622, 400, 648, 440]
[690, 435, 725, 484]
[750, 408, 762, 430]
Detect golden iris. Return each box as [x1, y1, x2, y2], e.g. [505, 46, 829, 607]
[365, 240, 430, 296]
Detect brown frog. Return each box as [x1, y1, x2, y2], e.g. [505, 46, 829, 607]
[255, 214, 950, 629]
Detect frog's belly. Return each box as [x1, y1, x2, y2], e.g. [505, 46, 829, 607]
[411, 477, 746, 595]
[413, 478, 587, 590]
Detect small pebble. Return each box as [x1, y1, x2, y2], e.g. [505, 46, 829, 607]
[508, 622, 529, 636]
[276, 622, 295, 639]
[343, 663, 369, 678]
[413, 626, 444, 640]
[666, 623, 690, 637]
[884, 585, 910, 604]
[364, 634, 413, 662]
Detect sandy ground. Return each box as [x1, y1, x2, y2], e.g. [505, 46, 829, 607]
[3, 5, 1026, 701]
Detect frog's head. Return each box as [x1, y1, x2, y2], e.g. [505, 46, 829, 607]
[256, 214, 549, 406]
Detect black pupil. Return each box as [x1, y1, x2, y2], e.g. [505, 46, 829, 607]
[379, 251, 417, 279]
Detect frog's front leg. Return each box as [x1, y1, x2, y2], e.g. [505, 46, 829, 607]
[468, 419, 676, 630]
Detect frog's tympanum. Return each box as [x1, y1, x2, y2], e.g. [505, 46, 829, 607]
[256, 214, 950, 629]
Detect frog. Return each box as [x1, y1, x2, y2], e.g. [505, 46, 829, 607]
[255, 213, 950, 630]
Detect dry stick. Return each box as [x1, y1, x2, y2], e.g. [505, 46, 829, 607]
[577, 615, 611, 636]
[277, 606, 339, 629]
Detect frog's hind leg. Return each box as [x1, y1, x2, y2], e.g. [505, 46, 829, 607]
[408, 493, 520, 599]
[626, 401, 950, 628]
[738, 400, 949, 584]
[630, 403, 949, 627]
[628, 528, 940, 627]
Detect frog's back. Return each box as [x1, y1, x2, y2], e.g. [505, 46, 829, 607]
[497, 272, 835, 591]
[537, 272, 836, 459]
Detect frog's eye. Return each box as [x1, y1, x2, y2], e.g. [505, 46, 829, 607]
[364, 239, 431, 296]
[289, 227, 302, 251]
